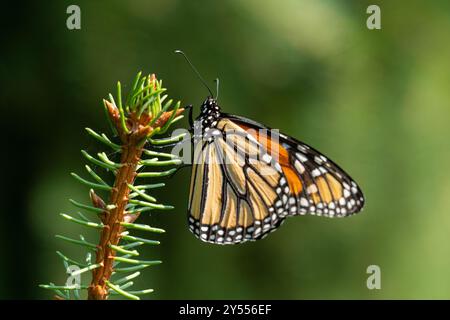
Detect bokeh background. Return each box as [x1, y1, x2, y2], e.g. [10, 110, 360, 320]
[2, 0, 450, 299]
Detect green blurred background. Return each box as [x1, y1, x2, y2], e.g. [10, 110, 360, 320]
[2, 0, 450, 299]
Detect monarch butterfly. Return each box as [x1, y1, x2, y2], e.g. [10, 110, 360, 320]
[176, 51, 365, 245]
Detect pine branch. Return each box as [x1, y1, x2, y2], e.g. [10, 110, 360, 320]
[40, 72, 185, 300]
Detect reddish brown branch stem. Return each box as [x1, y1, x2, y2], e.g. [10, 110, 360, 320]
[87, 140, 143, 300]
[87, 98, 183, 300]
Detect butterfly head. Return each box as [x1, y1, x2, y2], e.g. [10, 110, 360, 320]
[200, 96, 220, 112]
[197, 96, 221, 129]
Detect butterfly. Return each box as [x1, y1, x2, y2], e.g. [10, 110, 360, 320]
[185, 97, 365, 245]
[176, 51, 365, 245]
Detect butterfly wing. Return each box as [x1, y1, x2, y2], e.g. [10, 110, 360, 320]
[228, 114, 365, 217]
[188, 114, 365, 245]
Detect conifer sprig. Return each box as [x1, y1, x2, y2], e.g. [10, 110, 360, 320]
[40, 72, 184, 300]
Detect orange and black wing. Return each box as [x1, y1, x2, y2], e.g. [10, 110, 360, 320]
[187, 115, 364, 245]
[230, 114, 365, 217]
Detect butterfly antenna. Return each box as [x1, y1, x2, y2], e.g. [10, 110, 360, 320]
[175, 50, 214, 97]
[214, 78, 219, 100]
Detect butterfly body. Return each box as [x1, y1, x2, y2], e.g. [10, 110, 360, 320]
[187, 97, 365, 245]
